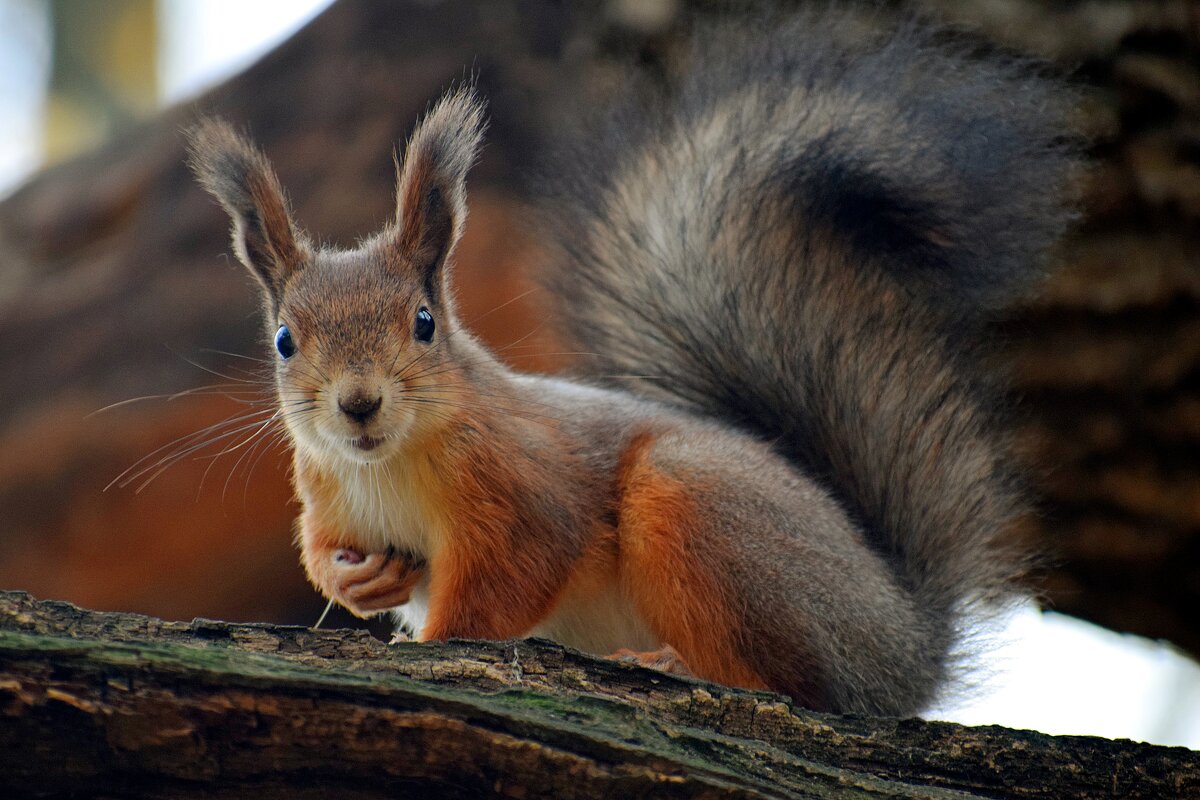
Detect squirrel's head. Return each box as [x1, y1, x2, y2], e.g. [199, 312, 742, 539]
[188, 89, 487, 465]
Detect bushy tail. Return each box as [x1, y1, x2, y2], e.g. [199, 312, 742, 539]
[539, 8, 1078, 656]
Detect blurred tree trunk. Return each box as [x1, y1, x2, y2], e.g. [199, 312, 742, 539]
[2, 591, 1196, 799]
[924, 0, 1200, 657]
[0, 0, 1196, 661]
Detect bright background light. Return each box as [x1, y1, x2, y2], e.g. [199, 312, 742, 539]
[0, 0, 334, 197]
[0, 0, 52, 196]
[0, 0, 1197, 750]
[157, 0, 333, 106]
[931, 603, 1200, 748]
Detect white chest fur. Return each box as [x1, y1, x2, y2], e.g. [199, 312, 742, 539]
[329, 461, 436, 558]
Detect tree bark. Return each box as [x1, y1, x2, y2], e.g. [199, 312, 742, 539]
[1, 591, 1196, 799]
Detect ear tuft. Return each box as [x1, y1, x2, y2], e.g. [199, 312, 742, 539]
[187, 118, 307, 303]
[393, 86, 487, 303]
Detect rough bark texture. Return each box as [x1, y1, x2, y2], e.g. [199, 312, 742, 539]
[1, 591, 1197, 799]
[0, 0, 1196, 669]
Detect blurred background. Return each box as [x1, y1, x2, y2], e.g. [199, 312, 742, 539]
[0, 0, 1198, 747]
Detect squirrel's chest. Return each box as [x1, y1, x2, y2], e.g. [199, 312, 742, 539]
[325, 465, 442, 557]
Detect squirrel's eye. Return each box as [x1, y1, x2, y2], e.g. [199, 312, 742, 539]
[274, 324, 296, 359]
[414, 307, 435, 343]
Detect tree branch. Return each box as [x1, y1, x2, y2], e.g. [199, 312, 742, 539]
[0, 591, 1194, 799]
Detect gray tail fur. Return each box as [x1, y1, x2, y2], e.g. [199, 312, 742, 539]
[539, 7, 1079, 666]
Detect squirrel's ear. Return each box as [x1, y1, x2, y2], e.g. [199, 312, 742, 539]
[391, 87, 486, 305]
[187, 118, 308, 306]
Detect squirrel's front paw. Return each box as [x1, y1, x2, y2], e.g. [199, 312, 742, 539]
[330, 548, 425, 618]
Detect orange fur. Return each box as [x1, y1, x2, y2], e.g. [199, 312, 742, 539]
[616, 433, 768, 691]
[293, 462, 346, 588]
[420, 416, 580, 640]
[561, 525, 621, 601]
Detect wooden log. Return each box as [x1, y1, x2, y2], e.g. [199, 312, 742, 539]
[1, 591, 1196, 799]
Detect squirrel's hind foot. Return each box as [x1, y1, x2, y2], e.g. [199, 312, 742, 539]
[609, 645, 693, 678]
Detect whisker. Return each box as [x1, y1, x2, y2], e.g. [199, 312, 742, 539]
[486, 324, 543, 356]
[200, 410, 282, 491]
[242, 426, 293, 504]
[101, 344, 309, 494]
[171, 351, 265, 384]
[401, 381, 569, 414]
[198, 348, 272, 364]
[400, 395, 564, 428]
[405, 383, 568, 417]
[106, 406, 281, 488]
[126, 411, 288, 494]
[399, 400, 463, 429]
[87, 384, 274, 418]
[106, 403, 287, 492]
[219, 414, 286, 504]
[313, 598, 336, 629]
[464, 287, 540, 326]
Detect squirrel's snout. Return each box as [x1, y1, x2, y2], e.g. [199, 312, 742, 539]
[338, 393, 383, 425]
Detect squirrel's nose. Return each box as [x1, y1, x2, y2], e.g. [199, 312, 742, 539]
[338, 393, 382, 425]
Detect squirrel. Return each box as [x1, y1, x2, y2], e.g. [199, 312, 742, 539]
[187, 7, 1077, 716]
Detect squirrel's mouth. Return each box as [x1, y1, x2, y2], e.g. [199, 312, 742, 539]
[351, 435, 382, 452]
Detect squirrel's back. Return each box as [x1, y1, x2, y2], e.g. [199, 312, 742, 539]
[541, 7, 1078, 692]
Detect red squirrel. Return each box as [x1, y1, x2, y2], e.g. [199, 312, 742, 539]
[188, 9, 1077, 715]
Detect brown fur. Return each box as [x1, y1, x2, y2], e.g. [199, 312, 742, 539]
[186, 119, 309, 306]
